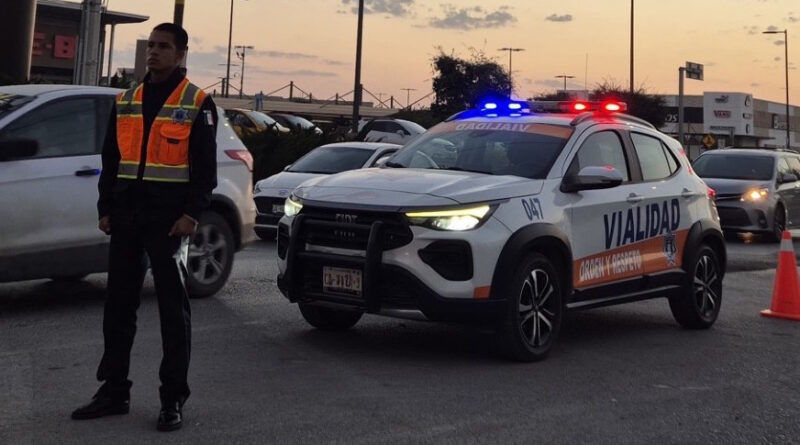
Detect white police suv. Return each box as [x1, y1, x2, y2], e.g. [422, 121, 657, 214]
[276, 100, 726, 361]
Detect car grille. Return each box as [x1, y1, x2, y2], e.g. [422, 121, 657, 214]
[255, 196, 285, 215]
[299, 206, 413, 251]
[717, 207, 751, 227]
[715, 193, 742, 203]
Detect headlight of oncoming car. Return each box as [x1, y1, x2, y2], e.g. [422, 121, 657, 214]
[405, 205, 493, 231]
[284, 195, 303, 217]
[741, 187, 769, 202]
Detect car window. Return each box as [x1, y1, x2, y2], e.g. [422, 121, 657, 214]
[778, 157, 792, 181]
[631, 133, 675, 180]
[371, 149, 398, 167]
[693, 154, 775, 180]
[568, 131, 630, 181]
[0, 96, 102, 158]
[786, 156, 800, 177]
[288, 146, 375, 174]
[234, 113, 254, 128]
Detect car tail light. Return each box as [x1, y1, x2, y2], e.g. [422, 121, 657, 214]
[226, 150, 253, 172]
[707, 186, 716, 199]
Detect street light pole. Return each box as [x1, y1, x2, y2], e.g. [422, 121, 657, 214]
[235, 45, 254, 99]
[352, 0, 364, 134]
[555, 75, 575, 93]
[225, 0, 234, 97]
[498, 47, 524, 96]
[401, 88, 416, 109]
[764, 29, 791, 148]
[630, 0, 634, 93]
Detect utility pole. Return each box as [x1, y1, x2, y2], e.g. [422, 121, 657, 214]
[555, 75, 575, 93]
[235, 45, 254, 99]
[173, 0, 185, 26]
[352, 0, 365, 133]
[498, 47, 524, 97]
[764, 29, 791, 148]
[401, 88, 416, 109]
[76, 0, 103, 85]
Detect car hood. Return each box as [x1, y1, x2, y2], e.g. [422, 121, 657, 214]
[255, 172, 324, 196]
[295, 168, 543, 208]
[700, 177, 771, 195]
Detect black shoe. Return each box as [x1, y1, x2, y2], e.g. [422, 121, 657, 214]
[71, 396, 130, 420]
[156, 401, 183, 432]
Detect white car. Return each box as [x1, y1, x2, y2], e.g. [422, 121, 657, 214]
[0, 85, 256, 297]
[253, 142, 400, 240]
[277, 100, 726, 361]
[356, 118, 426, 145]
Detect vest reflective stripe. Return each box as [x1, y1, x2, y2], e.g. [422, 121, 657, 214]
[115, 78, 206, 183]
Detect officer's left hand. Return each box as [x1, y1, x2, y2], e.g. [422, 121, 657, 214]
[169, 215, 198, 237]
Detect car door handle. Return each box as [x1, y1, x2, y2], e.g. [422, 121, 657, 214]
[627, 193, 644, 203]
[75, 168, 101, 177]
[681, 188, 697, 199]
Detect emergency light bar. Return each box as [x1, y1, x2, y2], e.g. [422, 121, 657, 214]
[529, 100, 628, 113]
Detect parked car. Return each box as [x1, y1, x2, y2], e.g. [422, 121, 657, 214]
[252, 142, 400, 240]
[224, 108, 290, 138]
[355, 118, 426, 145]
[269, 113, 323, 135]
[0, 85, 256, 297]
[693, 148, 800, 241]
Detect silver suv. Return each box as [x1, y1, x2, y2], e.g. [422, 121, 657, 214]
[0, 85, 256, 297]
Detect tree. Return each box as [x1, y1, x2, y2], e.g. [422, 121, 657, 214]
[590, 81, 667, 128]
[430, 49, 512, 118]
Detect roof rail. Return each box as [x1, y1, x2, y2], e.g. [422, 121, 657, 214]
[570, 112, 655, 129]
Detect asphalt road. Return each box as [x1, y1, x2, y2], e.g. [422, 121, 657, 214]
[1, 239, 799, 444]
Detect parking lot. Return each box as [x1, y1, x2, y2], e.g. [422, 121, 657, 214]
[2, 238, 799, 444]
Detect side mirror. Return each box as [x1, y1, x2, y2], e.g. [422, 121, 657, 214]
[283, 164, 292, 172]
[780, 173, 799, 183]
[0, 139, 39, 161]
[561, 166, 624, 193]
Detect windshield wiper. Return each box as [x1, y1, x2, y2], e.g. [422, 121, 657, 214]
[436, 166, 489, 174]
[383, 161, 405, 168]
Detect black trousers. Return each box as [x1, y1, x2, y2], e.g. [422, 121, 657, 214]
[96, 206, 192, 405]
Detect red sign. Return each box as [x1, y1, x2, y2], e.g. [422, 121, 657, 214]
[713, 110, 731, 118]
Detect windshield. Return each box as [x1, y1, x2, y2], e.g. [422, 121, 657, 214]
[288, 146, 374, 174]
[693, 154, 775, 180]
[398, 119, 426, 134]
[250, 111, 279, 127]
[387, 121, 573, 179]
[0, 94, 34, 119]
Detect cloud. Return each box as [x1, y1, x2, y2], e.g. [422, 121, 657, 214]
[744, 26, 759, 35]
[775, 56, 782, 61]
[766, 25, 780, 32]
[545, 14, 573, 23]
[750, 82, 761, 87]
[775, 40, 786, 46]
[429, 5, 517, 30]
[341, 0, 414, 17]
[787, 14, 799, 23]
[254, 50, 317, 60]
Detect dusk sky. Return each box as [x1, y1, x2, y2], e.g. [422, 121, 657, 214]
[104, 0, 800, 106]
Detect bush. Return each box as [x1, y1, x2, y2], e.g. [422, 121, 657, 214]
[240, 129, 335, 182]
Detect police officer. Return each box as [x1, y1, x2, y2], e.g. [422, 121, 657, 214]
[71, 23, 217, 432]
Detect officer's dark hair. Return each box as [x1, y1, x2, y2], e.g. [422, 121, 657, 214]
[152, 23, 189, 51]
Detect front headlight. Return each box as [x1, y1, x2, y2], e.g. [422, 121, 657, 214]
[405, 205, 493, 231]
[741, 188, 769, 202]
[284, 196, 303, 217]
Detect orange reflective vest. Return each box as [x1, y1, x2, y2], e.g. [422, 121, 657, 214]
[115, 78, 207, 183]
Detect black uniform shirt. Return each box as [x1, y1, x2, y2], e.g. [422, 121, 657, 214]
[97, 68, 218, 221]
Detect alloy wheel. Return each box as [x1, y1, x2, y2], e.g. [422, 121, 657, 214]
[693, 254, 721, 319]
[518, 268, 558, 348]
[188, 223, 230, 285]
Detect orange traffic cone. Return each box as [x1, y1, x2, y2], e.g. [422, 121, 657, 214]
[761, 230, 800, 321]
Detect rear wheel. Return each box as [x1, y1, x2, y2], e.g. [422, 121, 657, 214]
[186, 211, 235, 298]
[496, 253, 563, 362]
[669, 244, 722, 329]
[299, 303, 362, 331]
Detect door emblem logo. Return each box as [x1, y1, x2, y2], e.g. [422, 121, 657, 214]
[663, 232, 678, 266]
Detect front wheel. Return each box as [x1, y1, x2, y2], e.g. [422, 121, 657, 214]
[669, 244, 723, 329]
[299, 304, 363, 331]
[767, 205, 786, 243]
[496, 253, 563, 362]
[186, 211, 235, 299]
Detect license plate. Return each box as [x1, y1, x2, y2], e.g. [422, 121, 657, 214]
[272, 204, 284, 214]
[323, 266, 362, 296]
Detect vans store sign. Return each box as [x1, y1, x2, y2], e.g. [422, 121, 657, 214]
[703, 92, 754, 136]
